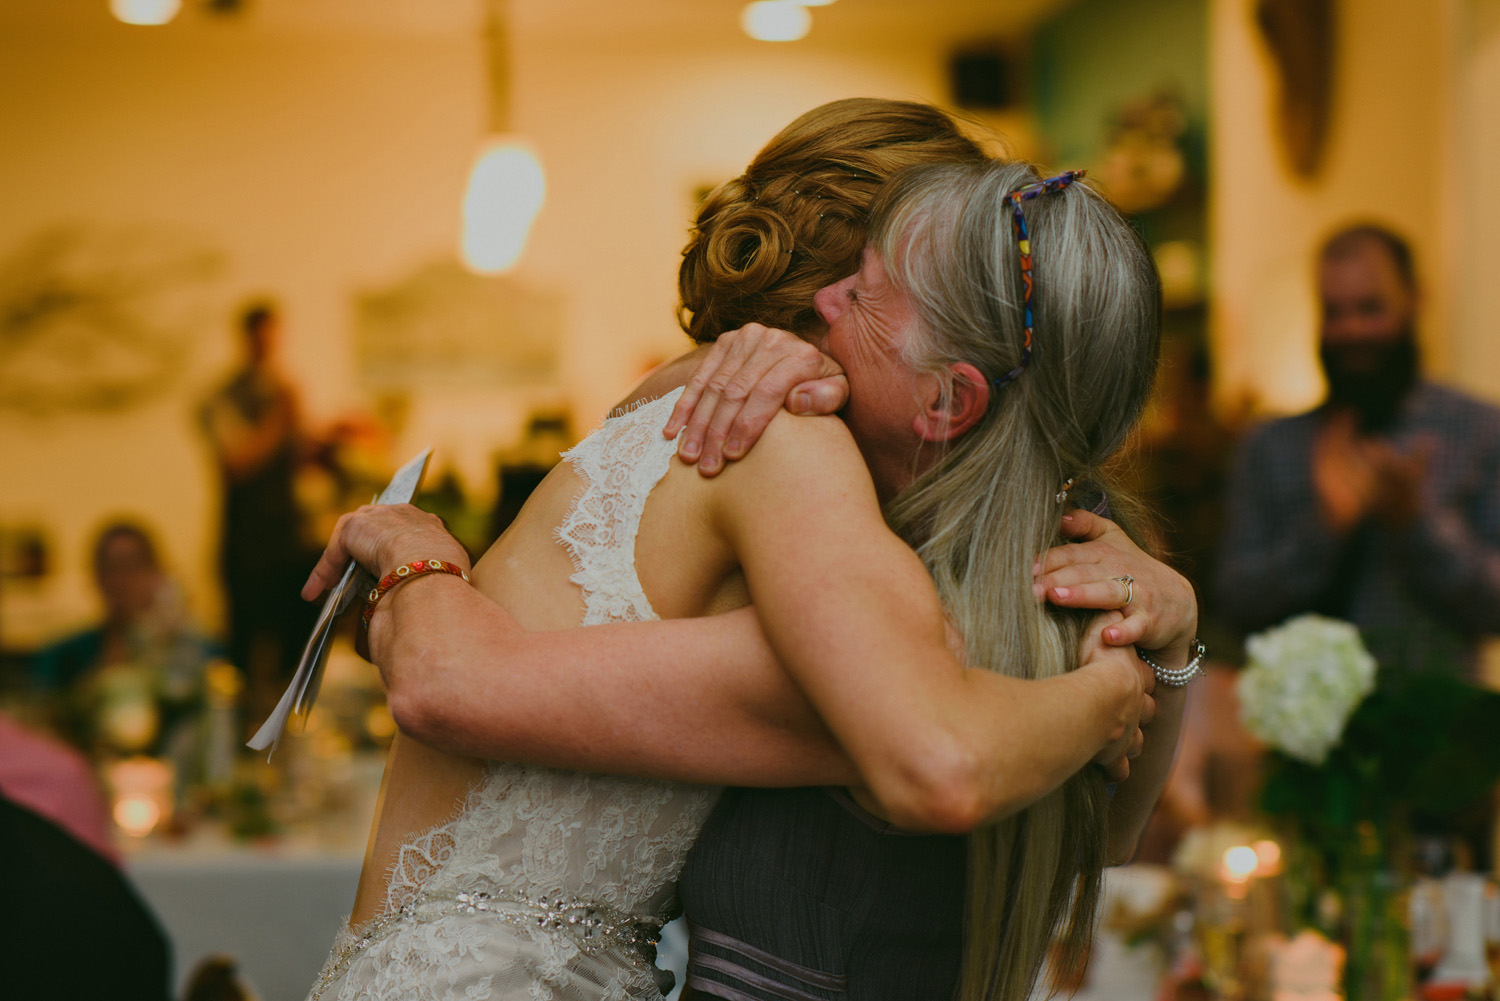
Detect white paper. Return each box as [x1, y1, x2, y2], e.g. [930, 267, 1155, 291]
[247, 447, 432, 756]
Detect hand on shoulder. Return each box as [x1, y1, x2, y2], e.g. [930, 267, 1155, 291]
[662, 324, 848, 476]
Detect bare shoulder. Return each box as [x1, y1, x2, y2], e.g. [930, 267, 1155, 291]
[704, 411, 877, 527]
[733, 411, 864, 476]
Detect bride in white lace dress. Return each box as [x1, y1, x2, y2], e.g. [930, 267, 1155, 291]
[301, 102, 1184, 1001]
[308, 389, 722, 1001]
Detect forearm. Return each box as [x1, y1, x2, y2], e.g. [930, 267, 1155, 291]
[972, 667, 1143, 819]
[844, 662, 1139, 835]
[369, 579, 856, 787]
[1105, 679, 1187, 864]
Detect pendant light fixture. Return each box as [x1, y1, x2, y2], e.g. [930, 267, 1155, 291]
[741, 1, 812, 42]
[459, 0, 546, 275]
[110, 0, 183, 25]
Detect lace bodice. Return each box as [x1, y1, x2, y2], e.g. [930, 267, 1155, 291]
[311, 388, 721, 1001]
[556, 392, 680, 626]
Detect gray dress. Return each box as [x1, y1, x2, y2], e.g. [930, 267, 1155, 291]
[678, 787, 967, 1001]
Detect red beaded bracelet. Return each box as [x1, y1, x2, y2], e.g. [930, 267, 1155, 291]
[361, 558, 471, 628]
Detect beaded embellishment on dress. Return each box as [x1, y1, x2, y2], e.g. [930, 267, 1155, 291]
[307, 389, 719, 1001]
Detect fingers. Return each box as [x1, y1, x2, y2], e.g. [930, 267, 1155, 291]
[693, 349, 796, 475]
[665, 325, 842, 476]
[1080, 609, 1124, 656]
[674, 328, 779, 471]
[788, 373, 849, 416]
[1058, 509, 1116, 542]
[668, 336, 739, 461]
[1037, 515, 1125, 576]
[706, 352, 823, 472]
[1101, 755, 1131, 783]
[300, 503, 462, 602]
[301, 511, 357, 600]
[1102, 612, 1148, 647]
[1039, 577, 1134, 611]
[1038, 563, 1147, 644]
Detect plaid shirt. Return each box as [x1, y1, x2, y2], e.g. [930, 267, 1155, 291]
[1215, 382, 1500, 678]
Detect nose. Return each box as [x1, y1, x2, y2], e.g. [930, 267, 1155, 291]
[813, 274, 853, 326]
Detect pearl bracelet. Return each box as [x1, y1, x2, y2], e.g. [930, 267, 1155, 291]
[1136, 638, 1207, 687]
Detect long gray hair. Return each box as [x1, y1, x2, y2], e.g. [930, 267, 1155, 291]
[871, 161, 1161, 1001]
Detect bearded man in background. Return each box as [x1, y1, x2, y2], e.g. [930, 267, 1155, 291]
[1216, 223, 1500, 680]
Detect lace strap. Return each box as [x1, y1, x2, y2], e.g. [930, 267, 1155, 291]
[555, 388, 685, 626]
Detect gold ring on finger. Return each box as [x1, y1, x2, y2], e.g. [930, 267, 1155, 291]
[1112, 574, 1135, 606]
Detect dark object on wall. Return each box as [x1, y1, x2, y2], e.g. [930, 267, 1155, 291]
[0, 225, 221, 414]
[950, 50, 1015, 111]
[1256, 0, 1336, 179]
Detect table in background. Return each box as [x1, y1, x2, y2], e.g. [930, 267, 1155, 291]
[125, 841, 362, 1001]
[125, 840, 692, 1001]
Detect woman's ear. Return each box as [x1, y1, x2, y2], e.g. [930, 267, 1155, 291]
[913, 362, 990, 442]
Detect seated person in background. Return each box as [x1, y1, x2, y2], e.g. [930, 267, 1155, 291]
[0, 792, 171, 1001]
[0, 708, 115, 862]
[31, 520, 216, 756]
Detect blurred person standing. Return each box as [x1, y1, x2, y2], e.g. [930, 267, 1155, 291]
[1216, 224, 1500, 679]
[199, 300, 318, 722]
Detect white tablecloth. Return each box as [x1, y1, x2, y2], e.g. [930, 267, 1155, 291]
[125, 843, 363, 1001]
[124, 841, 691, 1001]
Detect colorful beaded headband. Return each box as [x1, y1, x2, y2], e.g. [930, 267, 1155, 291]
[995, 169, 1087, 389]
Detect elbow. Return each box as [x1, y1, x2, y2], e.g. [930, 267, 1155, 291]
[1106, 827, 1142, 867]
[381, 647, 448, 745]
[385, 682, 441, 745]
[869, 739, 1009, 835]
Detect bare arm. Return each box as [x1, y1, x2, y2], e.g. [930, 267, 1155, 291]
[308, 480, 1149, 828]
[1034, 509, 1196, 862]
[308, 505, 855, 787]
[711, 413, 1149, 833]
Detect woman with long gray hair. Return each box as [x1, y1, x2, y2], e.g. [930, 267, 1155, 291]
[301, 105, 1193, 1001]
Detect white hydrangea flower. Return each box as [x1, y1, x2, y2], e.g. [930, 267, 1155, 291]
[1237, 614, 1377, 765]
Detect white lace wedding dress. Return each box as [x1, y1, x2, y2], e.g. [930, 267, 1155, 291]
[308, 389, 721, 1001]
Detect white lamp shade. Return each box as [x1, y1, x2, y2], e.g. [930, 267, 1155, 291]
[460, 137, 546, 275]
[110, 0, 182, 25]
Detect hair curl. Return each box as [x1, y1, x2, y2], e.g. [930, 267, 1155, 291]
[677, 98, 989, 343]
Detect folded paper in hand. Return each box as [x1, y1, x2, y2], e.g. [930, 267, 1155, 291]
[247, 447, 432, 756]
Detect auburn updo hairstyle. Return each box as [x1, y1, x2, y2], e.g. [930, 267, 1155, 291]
[677, 98, 990, 343]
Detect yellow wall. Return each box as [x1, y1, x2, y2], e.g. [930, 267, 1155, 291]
[0, 10, 969, 646]
[1456, 0, 1500, 405]
[1208, 0, 1463, 416]
[9, 0, 1492, 650]
[0, 17, 484, 645]
[511, 37, 953, 424]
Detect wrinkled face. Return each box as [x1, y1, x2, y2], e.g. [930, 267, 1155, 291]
[1318, 241, 1416, 348]
[812, 247, 925, 460]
